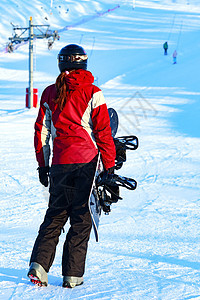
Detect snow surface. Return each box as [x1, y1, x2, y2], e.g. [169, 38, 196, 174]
[0, 0, 200, 299]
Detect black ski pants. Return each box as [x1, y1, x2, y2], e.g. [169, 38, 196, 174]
[30, 159, 97, 277]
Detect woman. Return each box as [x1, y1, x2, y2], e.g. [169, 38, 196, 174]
[27, 44, 116, 288]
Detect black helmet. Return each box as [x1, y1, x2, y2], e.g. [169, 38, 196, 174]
[58, 44, 88, 72]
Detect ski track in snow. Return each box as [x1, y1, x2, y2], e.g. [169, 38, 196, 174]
[0, 0, 200, 299]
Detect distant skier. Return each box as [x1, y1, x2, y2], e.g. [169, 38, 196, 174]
[163, 41, 168, 55]
[27, 44, 116, 288]
[172, 50, 177, 64]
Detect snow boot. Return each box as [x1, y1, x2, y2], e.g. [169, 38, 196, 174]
[62, 276, 83, 288]
[27, 262, 48, 287]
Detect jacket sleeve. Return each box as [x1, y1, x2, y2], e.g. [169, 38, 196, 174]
[34, 88, 51, 167]
[91, 90, 116, 170]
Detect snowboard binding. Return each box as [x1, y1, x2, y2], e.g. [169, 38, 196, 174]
[96, 169, 137, 215]
[96, 171, 137, 191]
[95, 134, 138, 215]
[114, 135, 139, 170]
[98, 186, 119, 215]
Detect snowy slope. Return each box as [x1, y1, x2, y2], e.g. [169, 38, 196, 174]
[1, 0, 200, 299]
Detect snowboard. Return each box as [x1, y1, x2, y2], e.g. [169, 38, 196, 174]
[88, 108, 138, 242]
[88, 108, 119, 242]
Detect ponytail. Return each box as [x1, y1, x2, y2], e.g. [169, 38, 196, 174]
[54, 71, 68, 111]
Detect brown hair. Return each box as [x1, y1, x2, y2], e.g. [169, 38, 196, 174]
[54, 71, 69, 111]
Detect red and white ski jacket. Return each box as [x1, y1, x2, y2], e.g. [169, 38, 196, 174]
[34, 69, 116, 170]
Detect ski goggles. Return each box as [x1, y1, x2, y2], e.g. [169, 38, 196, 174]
[58, 54, 88, 63]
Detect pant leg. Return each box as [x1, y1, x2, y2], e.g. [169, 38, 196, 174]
[62, 203, 92, 276]
[62, 160, 96, 276]
[30, 169, 78, 272]
[30, 207, 68, 273]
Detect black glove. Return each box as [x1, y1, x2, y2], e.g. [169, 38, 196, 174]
[38, 166, 49, 187]
[103, 167, 120, 202]
[97, 167, 114, 187]
[106, 183, 120, 202]
[107, 166, 115, 174]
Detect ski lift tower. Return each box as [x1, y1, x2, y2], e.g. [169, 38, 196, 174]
[29, 17, 34, 109]
[8, 17, 59, 108]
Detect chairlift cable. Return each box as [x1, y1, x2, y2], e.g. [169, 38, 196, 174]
[167, 13, 176, 41]
[176, 20, 183, 50]
[90, 37, 95, 60]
